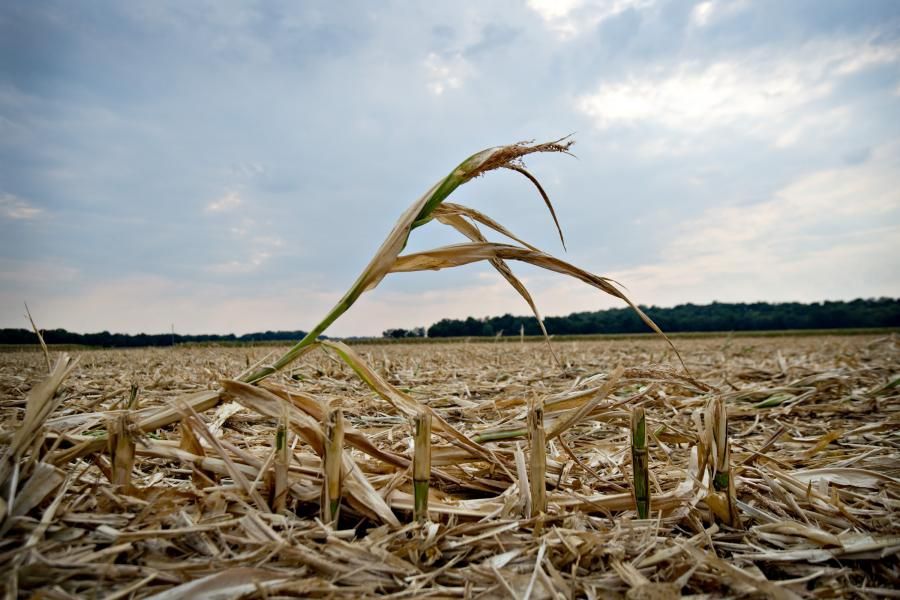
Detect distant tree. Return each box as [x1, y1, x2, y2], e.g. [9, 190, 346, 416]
[382, 327, 425, 339]
[423, 299, 900, 337]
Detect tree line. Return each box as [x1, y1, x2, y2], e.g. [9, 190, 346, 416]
[3, 299, 896, 347]
[421, 298, 900, 338]
[0, 328, 309, 347]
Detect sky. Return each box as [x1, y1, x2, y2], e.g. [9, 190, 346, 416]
[1, 0, 899, 336]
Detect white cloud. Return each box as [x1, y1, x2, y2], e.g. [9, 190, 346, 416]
[0, 193, 44, 220]
[634, 136, 698, 158]
[527, 0, 584, 22]
[210, 215, 283, 274]
[228, 216, 257, 238]
[579, 60, 828, 131]
[833, 43, 900, 76]
[424, 53, 470, 96]
[596, 141, 900, 304]
[254, 235, 284, 248]
[208, 250, 271, 274]
[690, 1, 714, 27]
[690, 0, 748, 28]
[527, 0, 655, 38]
[577, 36, 900, 147]
[205, 191, 242, 213]
[772, 106, 850, 149]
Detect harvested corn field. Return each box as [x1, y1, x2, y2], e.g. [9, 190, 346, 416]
[0, 334, 897, 598]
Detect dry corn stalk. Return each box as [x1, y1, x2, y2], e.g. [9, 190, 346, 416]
[272, 406, 290, 512]
[704, 397, 740, 527]
[178, 419, 214, 487]
[413, 410, 432, 523]
[1, 354, 77, 486]
[322, 406, 344, 524]
[528, 398, 547, 517]
[127, 383, 139, 409]
[24, 302, 51, 373]
[631, 407, 650, 519]
[107, 413, 135, 493]
[239, 138, 685, 385]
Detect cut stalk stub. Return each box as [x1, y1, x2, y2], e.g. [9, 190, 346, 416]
[127, 384, 140, 410]
[705, 397, 740, 527]
[528, 398, 547, 517]
[709, 397, 729, 492]
[108, 413, 135, 493]
[272, 408, 289, 512]
[413, 409, 432, 523]
[631, 407, 650, 519]
[322, 406, 344, 524]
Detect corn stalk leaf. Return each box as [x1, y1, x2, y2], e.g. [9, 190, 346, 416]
[390, 241, 688, 372]
[432, 206, 556, 362]
[319, 340, 506, 469]
[240, 139, 574, 384]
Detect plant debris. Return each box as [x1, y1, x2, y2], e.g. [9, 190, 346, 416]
[1, 334, 897, 598]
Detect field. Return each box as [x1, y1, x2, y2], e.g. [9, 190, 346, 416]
[0, 334, 898, 598]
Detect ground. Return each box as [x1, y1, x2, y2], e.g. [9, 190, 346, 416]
[0, 334, 897, 598]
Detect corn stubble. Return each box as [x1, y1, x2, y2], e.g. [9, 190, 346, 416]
[630, 407, 650, 520]
[322, 406, 344, 524]
[412, 410, 432, 523]
[1, 140, 898, 598]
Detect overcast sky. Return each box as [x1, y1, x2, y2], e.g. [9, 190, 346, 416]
[2, 0, 899, 336]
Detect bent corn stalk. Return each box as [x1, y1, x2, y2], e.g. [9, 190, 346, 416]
[239, 138, 686, 384]
[240, 140, 573, 383]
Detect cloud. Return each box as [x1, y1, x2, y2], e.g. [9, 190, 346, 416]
[772, 106, 850, 149]
[690, 0, 748, 28]
[578, 61, 827, 131]
[424, 52, 471, 96]
[205, 191, 242, 213]
[527, 0, 654, 38]
[208, 250, 272, 274]
[0, 193, 43, 220]
[576, 35, 900, 147]
[833, 42, 900, 76]
[526, 0, 584, 22]
[599, 141, 900, 304]
[690, 2, 714, 27]
[210, 215, 284, 274]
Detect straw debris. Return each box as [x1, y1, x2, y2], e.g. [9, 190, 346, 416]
[1, 335, 896, 597]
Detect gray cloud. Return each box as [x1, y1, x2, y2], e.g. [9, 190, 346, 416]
[2, 0, 898, 334]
